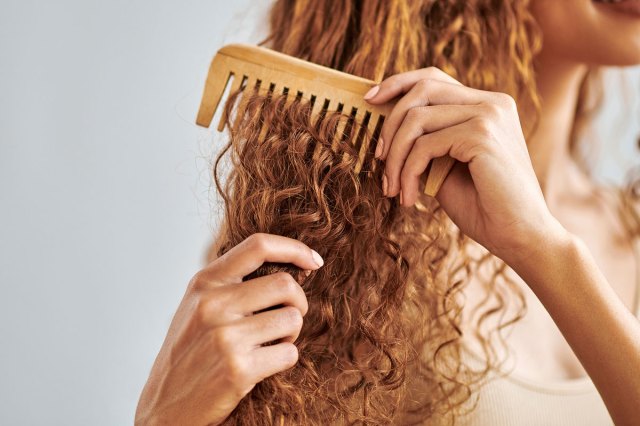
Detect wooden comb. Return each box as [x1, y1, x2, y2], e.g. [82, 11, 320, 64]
[195, 44, 455, 197]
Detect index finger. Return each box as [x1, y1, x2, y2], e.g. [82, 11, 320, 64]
[208, 233, 324, 285]
[364, 67, 463, 104]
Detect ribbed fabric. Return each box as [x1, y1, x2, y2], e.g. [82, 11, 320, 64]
[456, 363, 613, 426]
[456, 240, 640, 426]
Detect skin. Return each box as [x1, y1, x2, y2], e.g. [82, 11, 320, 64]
[486, 0, 640, 384]
[135, 233, 323, 425]
[367, 0, 640, 422]
[136, 0, 640, 424]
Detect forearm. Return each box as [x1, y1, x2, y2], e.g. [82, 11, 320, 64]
[510, 229, 640, 425]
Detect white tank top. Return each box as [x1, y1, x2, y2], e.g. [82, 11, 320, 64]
[456, 240, 640, 426]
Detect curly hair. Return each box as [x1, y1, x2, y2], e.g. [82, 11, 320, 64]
[206, 0, 640, 424]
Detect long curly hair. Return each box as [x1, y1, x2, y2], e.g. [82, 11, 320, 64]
[207, 1, 640, 424]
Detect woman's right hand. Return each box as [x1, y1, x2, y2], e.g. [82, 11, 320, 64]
[135, 233, 324, 426]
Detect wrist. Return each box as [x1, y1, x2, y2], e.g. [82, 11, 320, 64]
[503, 215, 576, 277]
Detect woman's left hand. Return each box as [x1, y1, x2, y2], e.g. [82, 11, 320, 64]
[364, 67, 568, 267]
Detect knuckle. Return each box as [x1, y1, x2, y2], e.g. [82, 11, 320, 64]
[246, 232, 269, 252]
[385, 76, 402, 92]
[405, 106, 422, 122]
[415, 79, 433, 99]
[415, 78, 430, 91]
[280, 306, 303, 330]
[480, 101, 501, 118]
[225, 353, 250, 383]
[194, 294, 221, 324]
[272, 272, 298, 293]
[424, 66, 440, 77]
[472, 117, 493, 137]
[188, 269, 209, 291]
[281, 343, 300, 368]
[211, 325, 236, 352]
[496, 92, 517, 109]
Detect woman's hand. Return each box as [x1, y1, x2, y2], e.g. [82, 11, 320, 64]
[364, 67, 568, 266]
[135, 233, 324, 426]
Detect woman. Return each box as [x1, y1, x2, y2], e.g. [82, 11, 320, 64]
[135, 0, 640, 424]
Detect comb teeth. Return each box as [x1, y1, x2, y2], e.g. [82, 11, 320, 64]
[217, 74, 245, 132]
[231, 76, 260, 133]
[196, 45, 393, 136]
[353, 111, 373, 174]
[256, 82, 278, 143]
[196, 44, 455, 197]
[330, 103, 348, 152]
[309, 95, 324, 126]
[368, 116, 384, 174]
[339, 107, 361, 162]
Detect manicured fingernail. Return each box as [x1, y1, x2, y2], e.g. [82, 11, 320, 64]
[399, 190, 404, 206]
[374, 136, 384, 159]
[382, 174, 388, 196]
[311, 249, 324, 267]
[363, 85, 379, 100]
[304, 269, 311, 277]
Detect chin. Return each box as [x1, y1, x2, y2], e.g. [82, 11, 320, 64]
[531, 0, 640, 66]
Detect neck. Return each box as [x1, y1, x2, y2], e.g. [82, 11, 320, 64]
[527, 52, 590, 203]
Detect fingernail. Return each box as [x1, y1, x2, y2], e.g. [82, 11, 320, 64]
[311, 249, 324, 267]
[382, 174, 388, 196]
[399, 190, 404, 206]
[304, 269, 311, 277]
[363, 85, 379, 100]
[374, 136, 384, 159]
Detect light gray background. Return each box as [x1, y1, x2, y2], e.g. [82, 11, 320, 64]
[0, 1, 638, 425]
